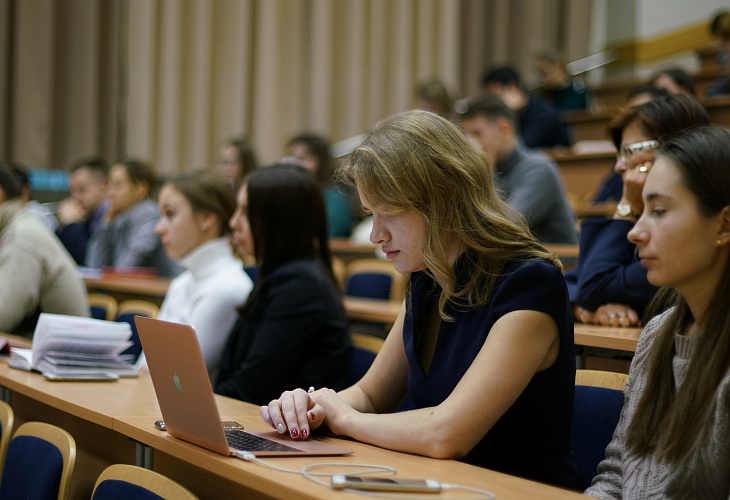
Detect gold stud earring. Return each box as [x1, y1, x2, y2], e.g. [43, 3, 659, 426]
[718, 239, 723, 246]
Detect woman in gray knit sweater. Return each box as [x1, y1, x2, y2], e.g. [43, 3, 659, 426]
[586, 125, 730, 499]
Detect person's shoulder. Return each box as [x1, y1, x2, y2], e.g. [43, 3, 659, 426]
[206, 260, 253, 291]
[124, 199, 159, 221]
[632, 307, 674, 363]
[263, 260, 339, 311]
[506, 258, 563, 282]
[484, 259, 568, 317]
[167, 269, 194, 289]
[270, 259, 331, 287]
[526, 95, 562, 116]
[11, 210, 56, 244]
[519, 146, 559, 169]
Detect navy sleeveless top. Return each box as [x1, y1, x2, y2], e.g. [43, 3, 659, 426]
[403, 254, 581, 489]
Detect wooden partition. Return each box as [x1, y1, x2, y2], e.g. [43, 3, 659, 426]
[549, 150, 615, 204]
[565, 95, 730, 144]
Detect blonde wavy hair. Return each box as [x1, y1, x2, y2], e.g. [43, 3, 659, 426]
[339, 110, 560, 320]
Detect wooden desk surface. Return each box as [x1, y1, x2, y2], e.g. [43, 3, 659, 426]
[343, 297, 402, 325]
[574, 202, 616, 219]
[114, 401, 585, 500]
[84, 276, 171, 297]
[0, 363, 161, 427]
[574, 323, 640, 352]
[329, 238, 378, 264]
[343, 299, 641, 352]
[329, 238, 378, 253]
[543, 244, 580, 259]
[0, 358, 584, 500]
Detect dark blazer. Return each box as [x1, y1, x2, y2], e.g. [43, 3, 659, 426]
[566, 218, 657, 316]
[56, 204, 106, 265]
[520, 96, 571, 149]
[214, 258, 351, 405]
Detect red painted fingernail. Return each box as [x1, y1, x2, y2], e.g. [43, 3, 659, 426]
[290, 428, 298, 438]
[301, 428, 308, 438]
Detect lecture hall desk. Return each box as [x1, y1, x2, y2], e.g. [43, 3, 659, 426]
[0, 355, 586, 500]
[0, 361, 159, 498]
[84, 275, 171, 307]
[344, 296, 641, 352]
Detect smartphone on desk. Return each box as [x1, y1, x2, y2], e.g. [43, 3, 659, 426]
[331, 475, 441, 492]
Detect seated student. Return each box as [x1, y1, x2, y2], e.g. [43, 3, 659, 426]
[593, 86, 670, 205]
[651, 67, 696, 96]
[261, 111, 582, 489]
[414, 77, 457, 121]
[533, 50, 590, 112]
[0, 162, 89, 336]
[625, 84, 669, 108]
[460, 96, 577, 244]
[8, 163, 59, 231]
[86, 159, 180, 277]
[155, 170, 253, 378]
[586, 126, 730, 499]
[706, 10, 730, 97]
[55, 156, 110, 265]
[214, 164, 351, 405]
[284, 133, 355, 238]
[216, 136, 258, 194]
[568, 94, 709, 327]
[481, 65, 571, 148]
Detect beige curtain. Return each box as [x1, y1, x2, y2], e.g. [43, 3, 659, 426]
[0, 0, 592, 175]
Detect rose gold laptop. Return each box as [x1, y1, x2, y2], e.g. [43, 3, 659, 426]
[135, 316, 352, 457]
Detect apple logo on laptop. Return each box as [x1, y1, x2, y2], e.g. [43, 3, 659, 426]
[173, 370, 183, 393]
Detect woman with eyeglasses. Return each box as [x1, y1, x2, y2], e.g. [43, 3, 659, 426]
[567, 94, 709, 327]
[586, 125, 730, 499]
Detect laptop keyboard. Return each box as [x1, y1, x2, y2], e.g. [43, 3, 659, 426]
[225, 429, 303, 453]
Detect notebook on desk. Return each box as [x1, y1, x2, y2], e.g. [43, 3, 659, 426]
[134, 316, 352, 457]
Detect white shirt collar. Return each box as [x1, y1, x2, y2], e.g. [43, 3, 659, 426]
[179, 237, 239, 281]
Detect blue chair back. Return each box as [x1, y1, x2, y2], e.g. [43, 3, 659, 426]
[116, 313, 144, 361]
[0, 400, 14, 473]
[115, 301, 159, 363]
[90, 306, 108, 320]
[347, 346, 377, 386]
[571, 385, 625, 489]
[91, 464, 197, 500]
[345, 273, 392, 300]
[244, 265, 259, 284]
[93, 480, 165, 500]
[0, 435, 63, 500]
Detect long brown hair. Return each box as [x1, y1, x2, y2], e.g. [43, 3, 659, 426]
[246, 164, 333, 284]
[626, 126, 730, 462]
[339, 110, 559, 321]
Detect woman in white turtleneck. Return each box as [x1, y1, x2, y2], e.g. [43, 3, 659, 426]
[155, 170, 253, 378]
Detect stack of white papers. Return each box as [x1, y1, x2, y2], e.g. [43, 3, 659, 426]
[9, 313, 141, 378]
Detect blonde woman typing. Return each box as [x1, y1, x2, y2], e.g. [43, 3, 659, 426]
[261, 110, 582, 489]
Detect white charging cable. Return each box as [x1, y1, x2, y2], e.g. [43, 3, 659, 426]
[235, 451, 495, 499]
